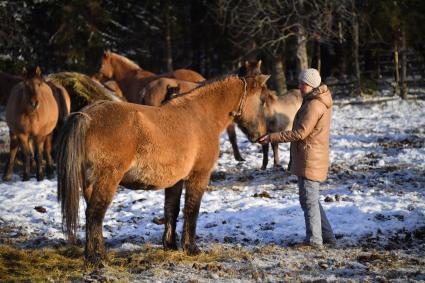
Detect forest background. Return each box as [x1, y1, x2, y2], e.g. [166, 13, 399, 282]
[1, 0, 424, 98]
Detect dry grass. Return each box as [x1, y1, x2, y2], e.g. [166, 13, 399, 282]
[0, 245, 84, 282]
[110, 243, 252, 272]
[0, 243, 254, 281]
[47, 72, 124, 111]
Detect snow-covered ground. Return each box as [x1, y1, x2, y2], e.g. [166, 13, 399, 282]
[0, 97, 424, 281]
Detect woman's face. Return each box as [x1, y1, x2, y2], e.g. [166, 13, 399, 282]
[298, 81, 313, 96]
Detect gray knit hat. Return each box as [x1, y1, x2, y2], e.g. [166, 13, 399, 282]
[298, 68, 321, 88]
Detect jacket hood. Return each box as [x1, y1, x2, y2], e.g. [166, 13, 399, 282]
[305, 84, 333, 108]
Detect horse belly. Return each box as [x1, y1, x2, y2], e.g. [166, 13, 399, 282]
[120, 159, 189, 190]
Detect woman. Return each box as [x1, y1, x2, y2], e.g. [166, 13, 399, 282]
[259, 68, 336, 247]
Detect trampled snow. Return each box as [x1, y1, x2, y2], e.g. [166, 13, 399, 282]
[0, 98, 424, 250]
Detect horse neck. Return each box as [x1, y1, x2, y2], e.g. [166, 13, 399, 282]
[182, 78, 244, 132]
[111, 55, 140, 81]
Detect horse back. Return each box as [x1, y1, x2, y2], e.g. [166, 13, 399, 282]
[142, 78, 198, 106]
[172, 69, 205, 83]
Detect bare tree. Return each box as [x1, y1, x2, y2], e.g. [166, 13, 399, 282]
[210, 0, 335, 95]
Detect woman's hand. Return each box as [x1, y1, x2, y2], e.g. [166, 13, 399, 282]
[258, 134, 270, 145]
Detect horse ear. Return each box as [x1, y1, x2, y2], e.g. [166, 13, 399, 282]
[257, 60, 262, 70]
[245, 61, 249, 68]
[35, 66, 42, 78]
[256, 74, 270, 87]
[103, 50, 110, 57]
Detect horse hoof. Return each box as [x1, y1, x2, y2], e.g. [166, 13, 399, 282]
[183, 244, 201, 256]
[2, 175, 11, 182]
[85, 254, 106, 269]
[261, 165, 267, 170]
[235, 157, 245, 162]
[46, 168, 54, 179]
[163, 242, 178, 251]
[22, 175, 30, 181]
[85, 258, 105, 270]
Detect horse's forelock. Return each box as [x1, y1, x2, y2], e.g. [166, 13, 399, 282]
[24, 77, 48, 97]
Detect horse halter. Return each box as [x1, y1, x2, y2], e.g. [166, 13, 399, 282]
[230, 77, 248, 118]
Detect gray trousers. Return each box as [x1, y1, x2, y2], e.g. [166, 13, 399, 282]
[298, 177, 336, 245]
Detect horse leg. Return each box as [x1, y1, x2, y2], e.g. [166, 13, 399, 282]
[182, 173, 208, 255]
[34, 136, 46, 181]
[226, 123, 244, 161]
[261, 143, 269, 170]
[2, 132, 19, 181]
[272, 142, 281, 168]
[44, 134, 54, 179]
[163, 180, 183, 250]
[29, 139, 36, 173]
[18, 134, 32, 181]
[85, 174, 120, 267]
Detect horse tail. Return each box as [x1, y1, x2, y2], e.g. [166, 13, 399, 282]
[57, 111, 91, 243]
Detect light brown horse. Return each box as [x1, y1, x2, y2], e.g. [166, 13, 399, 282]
[261, 88, 302, 169]
[57, 74, 269, 266]
[141, 77, 199, 106]
[91, 73, 124, 99]
[103, 80, 124, 98]
[0, 71, 22, 106]
[227, 60, 263, 161]
[97, 51, 205, 103]
[3, 67, 70, 181]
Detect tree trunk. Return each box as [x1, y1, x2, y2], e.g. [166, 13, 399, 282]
[272, 52, 287, 96]
[296, 25, 309, 72]
[190, 0, 202, 72]
[352, 2, 361, 95]
[296, 0, 308, 72]
[336, 21, 346, 78]
[394, 42, 400, 96]
[312, 39, 321, 73]
[400, 28, 408, 99]
[163, 1, 173, 72]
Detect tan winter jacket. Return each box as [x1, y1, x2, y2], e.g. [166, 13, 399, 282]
[269, 85, 333, 182]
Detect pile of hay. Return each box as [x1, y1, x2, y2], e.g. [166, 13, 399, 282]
[47, 72, 125, 112]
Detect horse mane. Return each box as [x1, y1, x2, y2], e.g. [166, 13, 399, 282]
[164, 74, 241, 106]
[109, 52, 140, 70]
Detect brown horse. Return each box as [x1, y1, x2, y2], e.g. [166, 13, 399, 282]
[0, 71, 22, 106]
[97, 51, 205, 103]
[141, 78, 199, 106]
[57, 74, 269, 266]
[227, 60, 263, 161]
[103, 80, 124, 98]
[91, 73, 124, 99]
[3, 67, 70, 181]
[261, 89, 302, 169]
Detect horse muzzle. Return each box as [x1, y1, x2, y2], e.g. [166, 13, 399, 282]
[248, 133, 262, 143]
